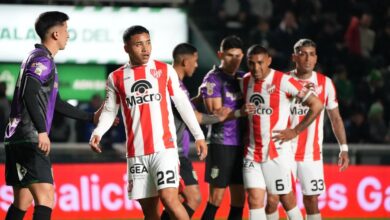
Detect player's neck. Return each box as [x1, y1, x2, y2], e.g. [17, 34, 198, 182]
[42, 41, 58, 57]
[220, 65, 236, 76]
[296, 69, 313, 80]
[173, 66, 185, 80]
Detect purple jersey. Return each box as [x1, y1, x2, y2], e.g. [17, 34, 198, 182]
[5, 44, 58, 143]
[200, 66, 245, 146]
[172, 80, 193, 157]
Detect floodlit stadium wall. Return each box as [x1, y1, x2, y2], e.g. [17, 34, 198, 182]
[0, 4, 188, 64]
[0, 163, 389, 218]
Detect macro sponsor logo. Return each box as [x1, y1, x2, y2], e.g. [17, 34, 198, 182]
[249, 93, 273, 115]
[126, 80, 161, 107]
[290, 98, 309, 115]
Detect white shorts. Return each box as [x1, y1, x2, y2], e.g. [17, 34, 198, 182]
[243, 147, 293, 195]
[127, 148, 180, 200]
[292, 159, 325, 195]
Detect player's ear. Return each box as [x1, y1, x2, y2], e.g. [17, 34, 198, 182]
[124, 44, 129, 53]
[292, 53, 297, 62]
[217, 51, 223, 59]
[182, 57, 188, 67]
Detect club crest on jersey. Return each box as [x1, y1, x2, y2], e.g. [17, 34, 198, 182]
[210, 166, 219, 179]
[249, 93, 273, 115]
[126, 80, 162, 107]
[31, 62, 47, 76]
[266, 84, 276, 94]
[206, 82, 216, 95]
[150, 69, 162, 78]
[128, 179, 133, 193]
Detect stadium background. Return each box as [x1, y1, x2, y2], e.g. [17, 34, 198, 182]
[0, 0, 390, 219]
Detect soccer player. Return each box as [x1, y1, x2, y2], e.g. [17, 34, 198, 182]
[4, 11, 101, 220]
[89, 26, 207, 220]
[265, 39, 350, 220]
[241, 45, 323, 220]
[160, 43, 231, 220]
[200, 35, 246, 220]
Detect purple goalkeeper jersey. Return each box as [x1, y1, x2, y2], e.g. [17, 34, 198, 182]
[200, 66, 245, 146]
[5, 44, 58, 143]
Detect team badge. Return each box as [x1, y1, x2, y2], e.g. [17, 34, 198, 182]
[150, 69, 162, 78]
[315, 85, 323, 95]
[210, 166, 219, 179]
[31, 62, 47, 76]
[266, 84, 276, 94]
[206, 82, 216, 96]
[192, 171, 198, 181]
[16, 163, 27, 181]
[128, 179, 134, 193]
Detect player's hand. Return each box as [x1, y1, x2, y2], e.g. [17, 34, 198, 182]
[214, 107, 232, 121]
[195, 139, 208, 161]
[338, 151, 349, 172]
[243, 103, 256, 115]
[89, 135, 102, 153]
[272, 128, 298, 144]
[38, 132, 51, 156]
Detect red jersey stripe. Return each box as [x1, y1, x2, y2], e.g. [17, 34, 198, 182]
[134, 66, 154, 155]
[253, 80, 263, 162]
[155, 61, 174, 149]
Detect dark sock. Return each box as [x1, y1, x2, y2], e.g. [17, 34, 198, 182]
[227, 205, 244, 220]
[201, 202, 219, 220]
[160, 203, 195, 220]
[33, 205, 52, 220]
[182, 202, 195, 218]
[5, 204, 26, 220]
[160, 209, 170, 220]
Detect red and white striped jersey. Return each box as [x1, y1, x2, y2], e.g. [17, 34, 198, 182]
[242, 69, 312, 163]
[93, 60, 204, 157]
[287, 70, 338, 161]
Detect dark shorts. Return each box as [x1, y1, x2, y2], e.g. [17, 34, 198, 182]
[5, 142, 53, 187]
[205, 143, 244, 187]
[179, 156, 198, 186]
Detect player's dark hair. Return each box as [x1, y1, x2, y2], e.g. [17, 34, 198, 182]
[35, 11, 69, 41]
[123, 25, 150, 43]
[247, 44, 269, 57]
[293, 39, 317, 54]
[220, 35, 243, 52]
[172, 43, 198, 63]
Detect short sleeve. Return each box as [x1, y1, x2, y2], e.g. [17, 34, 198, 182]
[25, 56, 53, 83]
[325, 77, 339, 110]
[200, 73, 222, 99]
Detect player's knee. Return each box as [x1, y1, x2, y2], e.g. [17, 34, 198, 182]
[160, 189, 180, 208]
[247, 192, 264, 207]
[187, 192, 202, 208]
[209, 191, 224, 205]
[266, 194, 280, 210]
[303, 195, 318, 207]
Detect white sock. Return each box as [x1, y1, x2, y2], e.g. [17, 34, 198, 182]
[307, 213, 321, 220]
[266, 210, 279, 220]
[250, 208, 266, 220]
[286, 206, 303, 220]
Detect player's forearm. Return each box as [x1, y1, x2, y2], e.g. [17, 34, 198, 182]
[199, 112, 220, 125]
[55, 93, 93, 122]
[330, 114, 347, 145]
[92, 108, 117, 137]
[293, 99, 323, 134]
[173, 95, 205, 140]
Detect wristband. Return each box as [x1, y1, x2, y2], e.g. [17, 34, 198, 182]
[340, 144, 348, 152]
[234, 110, 242, 118]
